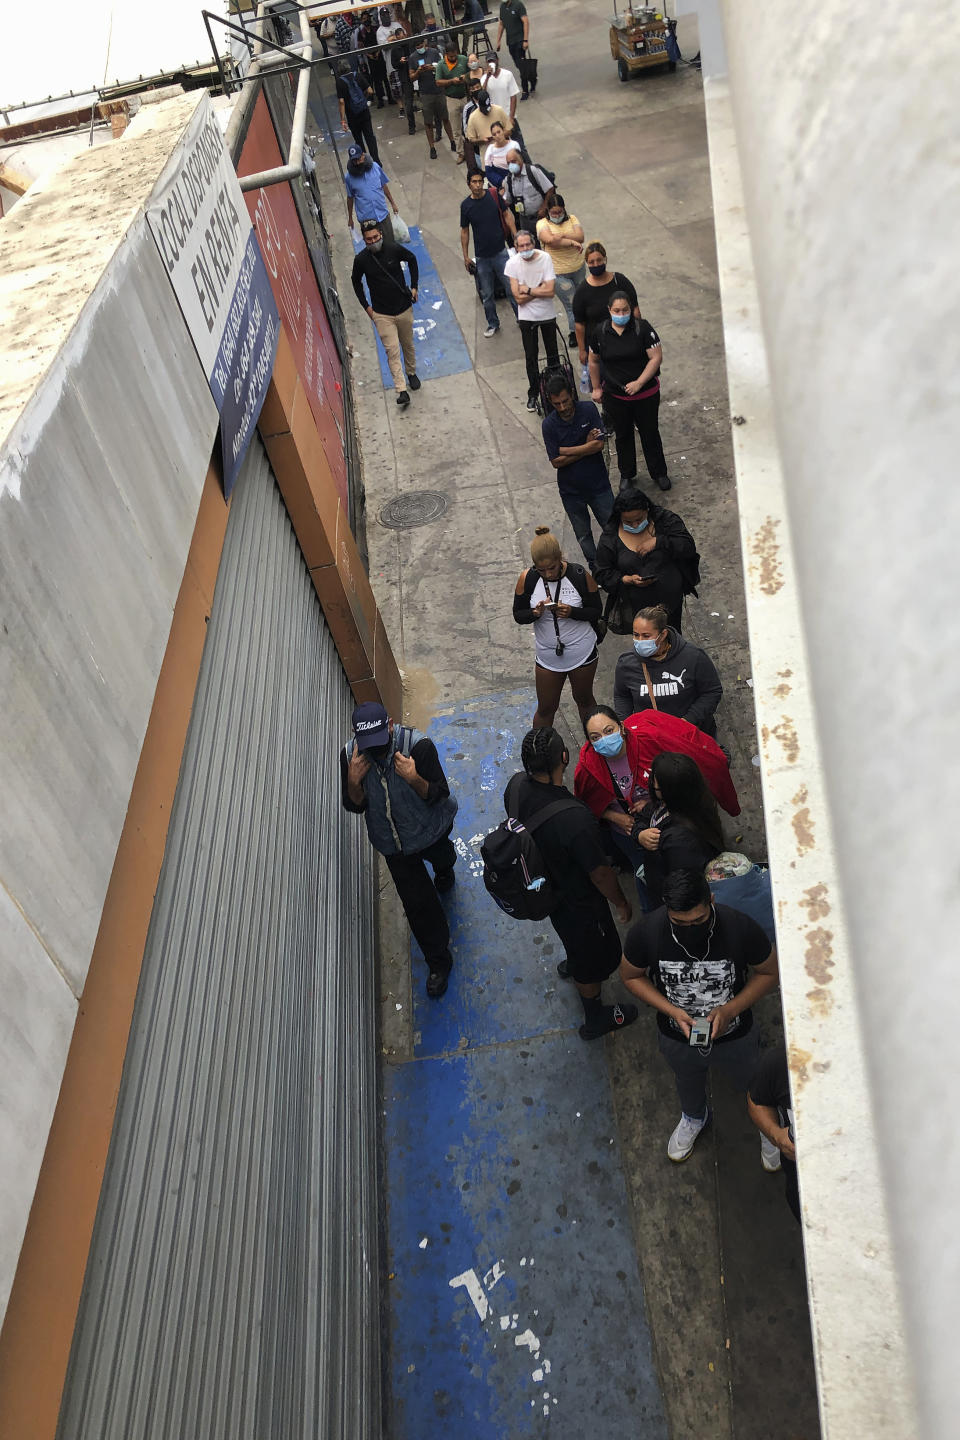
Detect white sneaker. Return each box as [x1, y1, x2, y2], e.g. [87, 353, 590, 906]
[667, 1110, 710, 1163]
[760, 1134, 782, 1172]
[483, 324, 498, 338]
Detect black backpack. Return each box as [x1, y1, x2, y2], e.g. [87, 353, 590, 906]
[481, 774, 580, 921]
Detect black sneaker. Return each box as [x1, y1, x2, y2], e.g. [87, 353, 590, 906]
[430, 145, 438, 159]
[433, 867, 455, 892]
[579, 1003, 639, 1041]
[526, 394, 537, 411]
[407, 373, 421, 391]
[556, 957, 574, 981]
[656, 474, 672, 491]
[397, 390, 410, 408]
[568, 330, 576, 345]
[426, 966, 451, 999]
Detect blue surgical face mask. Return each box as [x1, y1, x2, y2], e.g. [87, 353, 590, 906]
[592, 732, 625, 758]
[611, 313, 631, 327]
[634, 637, 659, 658]
[508, 161, 521, 174]
[622, 519, 648, 534]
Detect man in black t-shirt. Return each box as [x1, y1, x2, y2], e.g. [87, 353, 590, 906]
[509, 727, 638, 1041]
[460, 170, 518, 337]
[620, 868, 779, 1161]
[351, 219, 421, 408]
[748, 1042, 801, 1221]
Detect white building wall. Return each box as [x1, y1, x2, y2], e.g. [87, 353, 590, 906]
[0, 94, 216, 1323]
[698, 2, 958, 1436]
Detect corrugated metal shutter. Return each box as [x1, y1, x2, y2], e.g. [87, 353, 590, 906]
[57, 439, 381, 1439]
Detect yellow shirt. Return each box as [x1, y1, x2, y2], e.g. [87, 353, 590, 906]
[535, 214, 584, 275]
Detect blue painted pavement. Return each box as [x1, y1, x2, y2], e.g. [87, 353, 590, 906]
[383, 690, 667, 1438]
[352, 225, 473, 387]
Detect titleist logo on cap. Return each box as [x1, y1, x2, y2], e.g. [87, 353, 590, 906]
[355, 718, 385, 733]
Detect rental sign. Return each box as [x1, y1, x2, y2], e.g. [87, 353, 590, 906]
[146, 94, 279, 497]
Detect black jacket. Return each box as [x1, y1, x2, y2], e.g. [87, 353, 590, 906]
[351, 242, 419, 316]
[594, 502, 700, 599]
[613, 628, 722, 736]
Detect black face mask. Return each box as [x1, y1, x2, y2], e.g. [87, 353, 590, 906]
[587, 263, 606, 276]
[671, 911, 714, 952]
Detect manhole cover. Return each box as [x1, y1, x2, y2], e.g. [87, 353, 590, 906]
[378, 491, 449, 529]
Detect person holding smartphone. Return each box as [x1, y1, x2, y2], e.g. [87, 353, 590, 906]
[619, 868, 780, 1163]
[513, 526, 602, 730]
[594, 487, 700, 633]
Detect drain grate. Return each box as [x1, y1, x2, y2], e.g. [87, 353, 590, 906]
[378, 491, 449, 529]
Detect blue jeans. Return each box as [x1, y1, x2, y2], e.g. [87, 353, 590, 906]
[475, 250, 517, 330]
[560, 483, 615, 568]
[553, 264, 586, 334]
[606, 824, 655, 910]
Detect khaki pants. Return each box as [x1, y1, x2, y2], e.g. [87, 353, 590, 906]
[451, 98, 465, 158]
[372, 307, 416, 391]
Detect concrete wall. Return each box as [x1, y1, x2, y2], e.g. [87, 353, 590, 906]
[0, 93, 217, 1324]
[702, 3, 958, 1435]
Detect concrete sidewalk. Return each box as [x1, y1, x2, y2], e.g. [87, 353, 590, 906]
[311, 5, 819, 1434]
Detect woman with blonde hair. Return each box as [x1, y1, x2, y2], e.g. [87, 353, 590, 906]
[513, 526, 602, 728]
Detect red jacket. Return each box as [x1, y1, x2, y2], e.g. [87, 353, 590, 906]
[574, 710, 740, 818]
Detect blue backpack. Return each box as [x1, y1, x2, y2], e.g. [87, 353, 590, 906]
[342, 72, 368, 116]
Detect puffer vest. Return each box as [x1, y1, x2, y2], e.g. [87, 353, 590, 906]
[348, 725, 458, 857]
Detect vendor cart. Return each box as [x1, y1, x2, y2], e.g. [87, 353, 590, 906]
[609, 5, 678, 82]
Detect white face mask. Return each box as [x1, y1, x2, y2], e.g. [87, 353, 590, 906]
[519, 249, 536, 261]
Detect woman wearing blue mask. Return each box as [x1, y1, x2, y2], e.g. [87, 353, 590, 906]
[613, 603, 723, 738]
[574, 705, 655, 908]
[588, 291, 670, 490]
[594, 487, 700, 633]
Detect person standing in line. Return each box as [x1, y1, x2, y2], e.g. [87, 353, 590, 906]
[460, 169, 518, 338]
[504, 229, 559, 411]
[574, 705, 654, 909]
[572, 241, 641, 365]
[409, 27, 454, 158]
[540, 375, 614, 569]
[501, 147, 556, 236]
[748, 1043, 801, 1221]
[496, 0, 532, 99]
[355, 12, 389, 106]
[589, 291, 671, 490]
[344, 144, 400, 245]
[341, 703, 458, 999]
[462, 88, 513, 172]
[482, 121, 515, 188]
[351, 219, 422, 410]
[336, 62, 381, 162]
[508, 727, 637, 1039]
[434, 40, 471, 163]
[594, 489, 699, 633]
[390, 26, 418, 133]
[614, 603, 722, 734]
[536, 196, 585, 346]
[629, 752, 724, 909]
[335, 10, 358, 66]
[482, 49, 521, 126]
[620, 868, 780, 1162]
[513, 526, 602, 729]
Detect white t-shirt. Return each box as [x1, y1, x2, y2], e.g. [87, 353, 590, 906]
[504, 249, 557, 322]
[483, 140, 514, 172]
[484, 66, 521, 112]
[377, 24, 400, 72]
[529, 572, 596, 672]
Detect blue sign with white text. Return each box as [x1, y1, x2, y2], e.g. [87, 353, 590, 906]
[210, 230, 279, 498]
